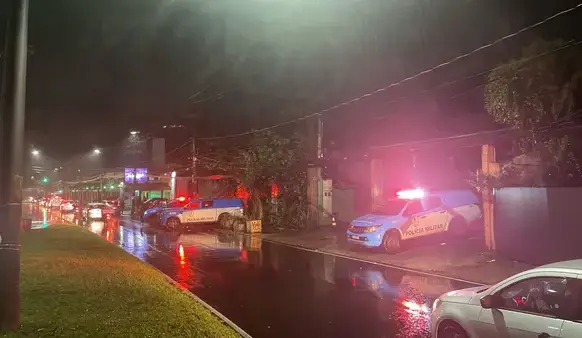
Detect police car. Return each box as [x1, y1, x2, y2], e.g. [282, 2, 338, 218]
[160, 198, 244, 231]
[346, 189, 481, 253]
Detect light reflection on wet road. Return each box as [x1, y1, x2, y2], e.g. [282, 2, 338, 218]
[83, 217, 475, 338]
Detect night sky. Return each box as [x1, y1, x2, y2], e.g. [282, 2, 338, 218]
[3, 0, 580, 161]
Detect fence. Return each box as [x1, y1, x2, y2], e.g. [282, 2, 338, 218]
[494, 187, 582, 265]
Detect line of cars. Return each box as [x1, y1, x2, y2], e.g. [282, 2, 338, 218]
[39, 196, 122, 221]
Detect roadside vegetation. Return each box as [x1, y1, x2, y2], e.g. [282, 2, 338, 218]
[5, 225, 240, 338]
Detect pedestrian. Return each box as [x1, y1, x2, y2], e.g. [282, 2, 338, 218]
[119, 198, 125, 214]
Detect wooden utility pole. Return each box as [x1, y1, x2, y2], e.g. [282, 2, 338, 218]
[481, 144, 499, 251]
[0, 0, 29, 331]
[306, 114, 323, 227]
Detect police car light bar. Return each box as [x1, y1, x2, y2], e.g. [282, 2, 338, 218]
[397, 188, 425, 199]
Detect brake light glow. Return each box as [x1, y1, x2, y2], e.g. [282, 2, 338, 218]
[397, 188, 425, 199]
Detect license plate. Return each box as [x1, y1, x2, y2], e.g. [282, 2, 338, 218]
[349, 235, 360, 240]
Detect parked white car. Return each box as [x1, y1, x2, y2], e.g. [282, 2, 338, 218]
[431, 259, 582, 337]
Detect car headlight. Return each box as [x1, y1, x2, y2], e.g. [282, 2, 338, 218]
[364, 225, 380, 233]
[432, 298, 442, 311]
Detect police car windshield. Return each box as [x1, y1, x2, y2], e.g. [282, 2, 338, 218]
[166, 199, 188, 208]
[373, 200, 408, 216]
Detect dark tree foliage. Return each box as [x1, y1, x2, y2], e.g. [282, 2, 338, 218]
[485, 39, 582, 185]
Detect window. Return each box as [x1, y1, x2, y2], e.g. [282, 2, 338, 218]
[372, 200, 408, 216]
[186, 201, 200, 209]
[424, 196, 442, 210]
[403, 200, 423, 217]
[167, 200, 187, 208]
[497, 277, 576, 318]
[202, 200, 214, 208]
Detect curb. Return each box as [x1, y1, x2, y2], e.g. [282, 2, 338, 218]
[259, 236, 487, 287]
[61, 217, 252, 338]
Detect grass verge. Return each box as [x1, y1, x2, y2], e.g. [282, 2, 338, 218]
[4, 224, 240, 338]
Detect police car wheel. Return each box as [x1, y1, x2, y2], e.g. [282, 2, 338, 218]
[218, 213, 229, 227]
[382, 230, 401, 253]
[166, 217, 181, 231]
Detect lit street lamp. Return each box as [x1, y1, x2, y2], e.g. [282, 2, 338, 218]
[31, 149, 39, 156]
[130, 130, 139, 135]
[93, 148, 101, 155]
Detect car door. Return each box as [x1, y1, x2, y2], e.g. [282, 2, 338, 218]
[420, 195, 449, 235]
[559, 277, 582, 338]
[181, 201, 201, 223]
[400, 200, 430, 239]
[198, 200, 217, 222]
[475, 274, 577, 338]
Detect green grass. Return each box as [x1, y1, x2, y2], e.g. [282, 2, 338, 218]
[4, 224, 240, 338]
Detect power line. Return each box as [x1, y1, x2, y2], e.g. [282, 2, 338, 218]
[374, 40, 582, 119]
[371, 120, 582, 151]
[199, 3, 582, 140]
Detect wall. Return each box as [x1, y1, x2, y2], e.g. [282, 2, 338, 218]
[332, 188, 358, 224]
[494, 187, 582, 265]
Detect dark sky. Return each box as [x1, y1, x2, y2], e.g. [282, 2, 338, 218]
[7, 0, 581, 161]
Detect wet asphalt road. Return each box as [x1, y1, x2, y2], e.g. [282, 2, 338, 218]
[72, 215, 476, 338]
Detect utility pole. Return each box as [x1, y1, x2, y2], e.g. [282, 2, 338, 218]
[0, 0, 29, 331]
[307, 114, 324, 227]
[98, 174, 103, 200]
[481, 144, 499, 251]
[191, 137, 198, 197]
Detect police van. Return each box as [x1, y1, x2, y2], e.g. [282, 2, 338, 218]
[160, 198, 244, 231]
[346, 189, 481, 253]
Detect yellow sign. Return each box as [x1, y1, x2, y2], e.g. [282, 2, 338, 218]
[247, 220, 262, 233]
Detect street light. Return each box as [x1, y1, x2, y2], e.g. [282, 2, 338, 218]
[31, 149, 39, 156]
[93, 148, 101, 155]
[130, 131, 139, 135]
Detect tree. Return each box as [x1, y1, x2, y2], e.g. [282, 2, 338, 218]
[484, 39, 582, 184]
[203, 131, 309, 230]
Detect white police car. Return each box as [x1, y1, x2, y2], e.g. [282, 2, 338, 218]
[160, 198, 244, 231]
[346, 189, 481, 253]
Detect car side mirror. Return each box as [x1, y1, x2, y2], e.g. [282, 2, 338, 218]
[480, 294, 503, 309]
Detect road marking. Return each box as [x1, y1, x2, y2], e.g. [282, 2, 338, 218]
[260, 237, 486, 287]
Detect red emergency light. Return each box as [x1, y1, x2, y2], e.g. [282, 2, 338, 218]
[177, 196, 186, 202]
[396, 188, 425, 200]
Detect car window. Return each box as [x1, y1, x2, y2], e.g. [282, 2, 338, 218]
[424, 196, 442, 210]
[167, 200, 187, 208]
[372, 200, 408, 216]
[186, 201, 200, 209]
[402, 200, 423, 217]
[202, 200, 214, 208]
[497, 277, 577, 318]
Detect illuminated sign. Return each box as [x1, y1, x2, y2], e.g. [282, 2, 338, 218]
[124, 168, 148, 184]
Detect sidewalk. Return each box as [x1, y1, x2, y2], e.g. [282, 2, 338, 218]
[261, 228, 534, 285]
